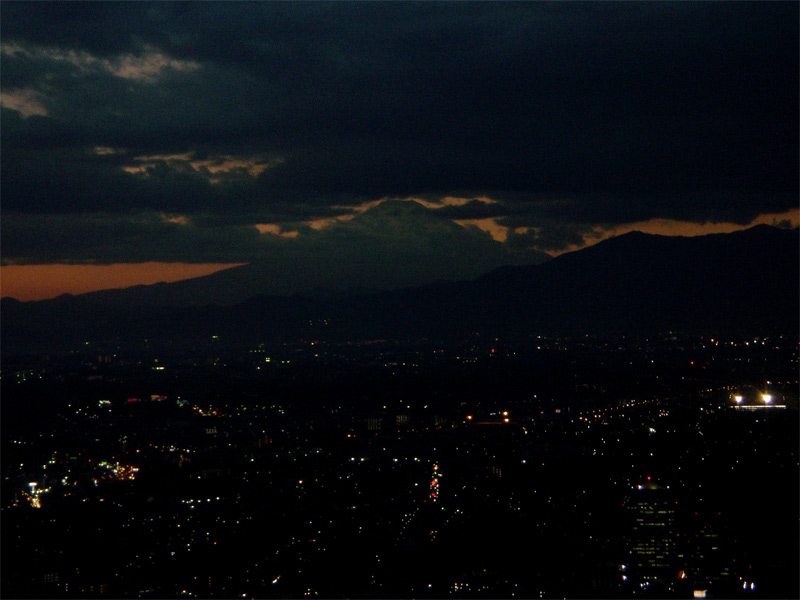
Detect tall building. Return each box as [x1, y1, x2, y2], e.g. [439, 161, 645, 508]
[623, 480, 745, 597]
[624, 479, 677, 589]
[676, 510, 738, 594]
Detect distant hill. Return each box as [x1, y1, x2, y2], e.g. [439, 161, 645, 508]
[2, 225, 797, 352]
[297, 224, 799, 340]
[25, 200, 550, 308]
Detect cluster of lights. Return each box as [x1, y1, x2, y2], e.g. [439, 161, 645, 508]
[24, 481, 49, 509]
[430, 464, 440, 502]
[732, 392, 784, 409]
[464, 411, 510, 423]
[99, 461, 139, 481]
[181, 497, 222, 506]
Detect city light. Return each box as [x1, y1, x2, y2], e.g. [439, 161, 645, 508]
[4, 331, 796, 598]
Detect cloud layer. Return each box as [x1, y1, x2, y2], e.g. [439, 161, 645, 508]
[1, 2, 797, 278]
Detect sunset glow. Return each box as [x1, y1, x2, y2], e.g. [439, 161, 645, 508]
[546, 210, 799, 256]
[3, 208, 796, 302]
[1, 262, 245, 302]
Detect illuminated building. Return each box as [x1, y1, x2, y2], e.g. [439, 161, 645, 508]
[624, 479, 676, 587]
[676, 511, 738, 593]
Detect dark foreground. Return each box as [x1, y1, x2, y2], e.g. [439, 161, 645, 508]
[2, 334, 798, 599]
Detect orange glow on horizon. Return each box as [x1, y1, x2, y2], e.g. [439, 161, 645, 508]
[546, 209, 800, 257]
[0, 262, 245, 302]
[456, 210, 800, 249]
[2, 209, 795, 301]
[453, 218, 509, 241]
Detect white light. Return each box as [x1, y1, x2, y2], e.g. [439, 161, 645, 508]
[762, 394, 772, 403]
[734, 395, 743, 403]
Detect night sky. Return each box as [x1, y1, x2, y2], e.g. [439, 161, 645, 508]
[1, 2, 797, 300]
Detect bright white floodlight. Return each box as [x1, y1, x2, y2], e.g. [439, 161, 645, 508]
[762, 394, 772, 404]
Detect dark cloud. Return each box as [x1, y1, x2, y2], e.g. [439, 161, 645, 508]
[1, 2, 797, 268]
[1, 212, 269, 264]
[1, 202, 548, 297]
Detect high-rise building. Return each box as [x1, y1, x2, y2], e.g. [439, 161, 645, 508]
[624, 479, 677, 588]
[677, 510, 738, 593]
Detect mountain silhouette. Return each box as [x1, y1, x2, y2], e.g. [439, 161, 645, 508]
[21, 200, 546, 307]
[3, 225, 796, 352]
